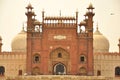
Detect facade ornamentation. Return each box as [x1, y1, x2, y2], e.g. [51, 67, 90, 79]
[53, 35, 66, 40]
[0, 3, 120, 80]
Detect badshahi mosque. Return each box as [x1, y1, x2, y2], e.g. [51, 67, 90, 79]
[0, 3, 120, 80]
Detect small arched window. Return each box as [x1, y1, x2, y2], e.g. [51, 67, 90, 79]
[35, 25, 40, 32]
[58, 53, 62, 58]
[18, 70, 22, 75]
[97, 70, 101, 76]
[80, 26, 86, 33]
[80, 55, 86, 63]
[0, 66, 5, 76]
[33, 54, 40, 63]
[115, 67, 120, 76]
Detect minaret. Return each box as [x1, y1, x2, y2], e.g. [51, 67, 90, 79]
[0, 36, 2, 52]
[118, 38, 120, 53]
[25, 3, 35, 75]
[85, 3, 95, 76]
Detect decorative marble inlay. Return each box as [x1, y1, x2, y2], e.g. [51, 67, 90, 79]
[53, 35, 66, 40]
[50, 46, 53, 49]
[67, 46, 70, 49]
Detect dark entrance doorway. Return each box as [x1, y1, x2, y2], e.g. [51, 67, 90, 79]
[115, 67, 120, 76]
[54, 63, 66, 75]
[0, 66, 5, 76]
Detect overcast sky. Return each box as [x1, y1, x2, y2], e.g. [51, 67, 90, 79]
[0, 0, 120, 52]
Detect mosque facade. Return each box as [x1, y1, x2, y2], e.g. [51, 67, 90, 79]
[0, 3, 120, 79]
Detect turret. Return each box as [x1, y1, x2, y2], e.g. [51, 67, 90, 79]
[0, 36, 2, 52]
[25, 3, 35, 32]
[85, 3, 95, 36]
[118, 38, 120, 53]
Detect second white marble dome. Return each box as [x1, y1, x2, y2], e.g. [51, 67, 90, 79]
[11, 29, 26, 52]
[93, 27, 109, 53]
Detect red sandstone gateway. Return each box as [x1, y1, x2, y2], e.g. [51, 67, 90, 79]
[26, 3, 95, 75]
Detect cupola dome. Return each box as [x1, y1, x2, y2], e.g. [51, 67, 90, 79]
[93, 27, 109, 53]
[11, 28, 26, 52]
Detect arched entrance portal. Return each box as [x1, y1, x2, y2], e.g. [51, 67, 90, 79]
[54, 63, 66, 75]
[50, 47, 70, 75]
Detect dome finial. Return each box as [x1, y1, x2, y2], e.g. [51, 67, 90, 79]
[20, 23, 26, 33]
[22, 27, 24, 31]
[59, 10, 61, 17]
[94, 22, 102, 35]
[22, 23, 25, 31]
[96, 22, 99, 31]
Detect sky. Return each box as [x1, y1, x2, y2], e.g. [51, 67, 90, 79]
[0, 0, 120, 52]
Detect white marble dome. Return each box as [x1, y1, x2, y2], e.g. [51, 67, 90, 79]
[93, 27, 109, 53]
[11, 28, 26, 52]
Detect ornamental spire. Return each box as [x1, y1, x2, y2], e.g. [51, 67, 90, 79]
[96, 22, 99, 31]
[94, 22, 102, 35]
[59, 10, 61, 17]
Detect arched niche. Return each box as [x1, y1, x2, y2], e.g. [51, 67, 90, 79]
[0, 66, 5, 76]
[49, 47, 70, 74]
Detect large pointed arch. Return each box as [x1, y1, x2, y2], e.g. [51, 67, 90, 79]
[53, 63, 66, 75]
[50, 47, 69, 59]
